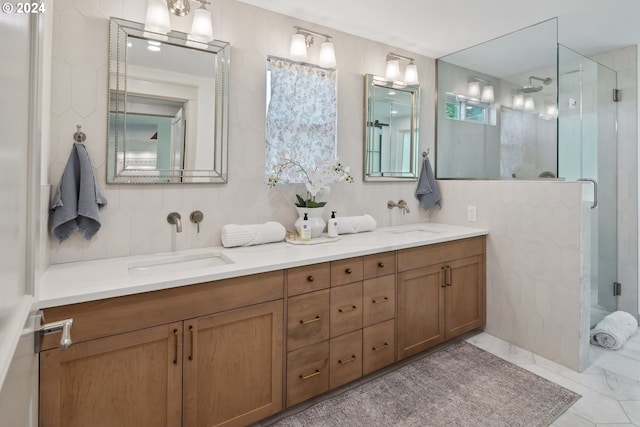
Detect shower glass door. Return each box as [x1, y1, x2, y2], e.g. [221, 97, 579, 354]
[558, 45, 618, 326]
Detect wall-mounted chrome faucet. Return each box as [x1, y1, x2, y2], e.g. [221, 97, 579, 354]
[387, 200, 410, 215]
[167, 212, 182, 233]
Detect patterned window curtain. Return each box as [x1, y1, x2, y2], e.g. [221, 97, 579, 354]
[265, 57, 337, 183]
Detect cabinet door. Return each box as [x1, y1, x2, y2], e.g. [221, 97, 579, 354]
[397, 265, 445, 360]
[445, 255, 486, 339]
[183, 300, 283, 427]
[40, 323, 183, 427]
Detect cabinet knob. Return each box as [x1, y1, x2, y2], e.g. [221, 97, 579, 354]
[300, 316, 321, 324]
[338, 305, 357, 313]
[307, 275, 314, 282]
[300, 369, 321, 380]
[345, 268, 352, 274]
[378, 262, 385, 268]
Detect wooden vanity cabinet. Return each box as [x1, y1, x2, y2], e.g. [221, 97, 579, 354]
[39, 271, 284, 427]
[396, 236, 486, 360]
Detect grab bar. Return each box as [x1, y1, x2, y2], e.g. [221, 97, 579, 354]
[578, 178, 598, 209]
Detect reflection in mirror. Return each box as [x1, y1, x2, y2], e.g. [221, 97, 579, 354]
[364, 74, 419, 181]
[108, 18, 230, 184]
[436, 19, 558, 179]
[265, 56, 337, 183]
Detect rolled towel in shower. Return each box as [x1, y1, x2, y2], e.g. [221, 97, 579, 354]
[590, 311, 638, 350]
[336, 215, 377, 234]
[221, 221, 286, 248]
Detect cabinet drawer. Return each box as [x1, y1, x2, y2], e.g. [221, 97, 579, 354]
[330, 257, 363, 286]
[287, 341, 329, 407]
[287, 262, 330, 297]
[363, 319, 395, 375]
[330, 282, 363, 338]
[363, 252, 396, 279]
[363, 275, 396, 327]
[397, 236, 485, 272]
[329, 330, 362, 390]
[287, 289, 330, 351]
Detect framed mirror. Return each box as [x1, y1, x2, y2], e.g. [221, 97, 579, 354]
[364, 74, 419, 181]
[107, 18, 230, 184]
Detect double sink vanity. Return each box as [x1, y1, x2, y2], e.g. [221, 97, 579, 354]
[37, 223, 487, 427]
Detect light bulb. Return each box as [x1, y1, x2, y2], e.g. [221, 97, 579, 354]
[467, 81, 480, 98]
[144, 0, 171, 36]
[319, 40, 336, 68]
[404, 62, 419, 85]
[513, 94, 524, 110]
[189, 4, 214, 43]
[481, 85, 494, 102]
[385, 59, 400, 81]
[290, 33, 307, 61]
[524, 96, 535, 111]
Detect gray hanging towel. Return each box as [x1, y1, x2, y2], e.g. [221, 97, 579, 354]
[50, 143, 107, 242]
[415, 156, 441, 211]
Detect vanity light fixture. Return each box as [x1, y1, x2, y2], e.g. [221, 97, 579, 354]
[189, 1, 214, 43]
[385, 53, 419, 84]
[513, 94, 524, 110]
[289, 26, 336, 68]
[144, 0, 215, 43]
[524, 96, 535, 111]
[144, 0, 171, 39]
[481, 85, 495, 102]
[467, 81, 481, 98]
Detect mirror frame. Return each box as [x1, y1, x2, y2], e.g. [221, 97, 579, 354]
[107, 18, 230, 184]
[363, 74, 420, 182]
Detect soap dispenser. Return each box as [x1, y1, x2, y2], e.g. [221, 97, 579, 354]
[300, 212, 311, 241]
[328, 211, 338, 238]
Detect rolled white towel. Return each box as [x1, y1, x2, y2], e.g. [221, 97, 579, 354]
[590, 311, 638, 350]
[221, 221, 286, 248]
[336, 215, 377, 234]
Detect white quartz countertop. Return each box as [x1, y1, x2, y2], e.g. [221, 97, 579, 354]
[36, 222, 488, 309]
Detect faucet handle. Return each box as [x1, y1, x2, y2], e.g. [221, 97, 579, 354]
[190, 210, 204, 233]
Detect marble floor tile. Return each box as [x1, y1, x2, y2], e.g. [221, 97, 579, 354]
[467, 331, 640, 426]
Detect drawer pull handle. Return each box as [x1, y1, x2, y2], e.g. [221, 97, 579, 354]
[300, 369, 321, 380]
[300, 316, 321, 324]
[338, 355, 357, 365]
[345, 268, 352, 274]
[173, 329, 179, 365]
[307, 275, 315, 282]
[378, 262, 385, 268]
[372, 296, 389, 304]
[338, 305, 357, 313]
[188, 325, 194, 361]
[372, 342, 389, 352]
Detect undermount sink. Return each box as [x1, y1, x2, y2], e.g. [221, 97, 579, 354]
[128, 252, 233, 277]
[385, 226, 442, 235]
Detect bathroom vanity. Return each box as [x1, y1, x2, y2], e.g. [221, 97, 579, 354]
[37, 223, 486, 427]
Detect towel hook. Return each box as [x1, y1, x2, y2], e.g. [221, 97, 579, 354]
[74, 125, 86, 143]
[422, 148, 430, 158]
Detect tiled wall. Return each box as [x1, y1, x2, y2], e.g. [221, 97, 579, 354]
[46, 0, 436, 263]
[427, 180, 589, 371]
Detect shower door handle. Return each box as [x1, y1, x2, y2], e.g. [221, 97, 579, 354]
[578, 178, 598, 209]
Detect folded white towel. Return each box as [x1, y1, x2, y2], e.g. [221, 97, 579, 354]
[336, 215, 377, 234]
[221, 221, 286, 248]
[590, 311, 638, 350]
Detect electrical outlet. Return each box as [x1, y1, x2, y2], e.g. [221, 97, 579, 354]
[467, 205, 477, 222]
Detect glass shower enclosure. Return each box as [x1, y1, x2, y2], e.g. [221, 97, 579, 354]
[558, 46, 618, 326]
[435, 18, 619, 326]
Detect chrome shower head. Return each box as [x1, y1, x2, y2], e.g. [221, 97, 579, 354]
[516, 75, 552, 93]
[517, 85, 543, 93]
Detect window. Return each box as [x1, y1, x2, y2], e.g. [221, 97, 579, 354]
[445, 92, 491, 124]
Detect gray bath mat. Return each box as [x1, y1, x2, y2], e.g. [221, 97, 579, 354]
[268, 340, 580, 427]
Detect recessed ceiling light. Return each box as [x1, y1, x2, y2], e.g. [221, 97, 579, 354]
[147, 45, 161, 52]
